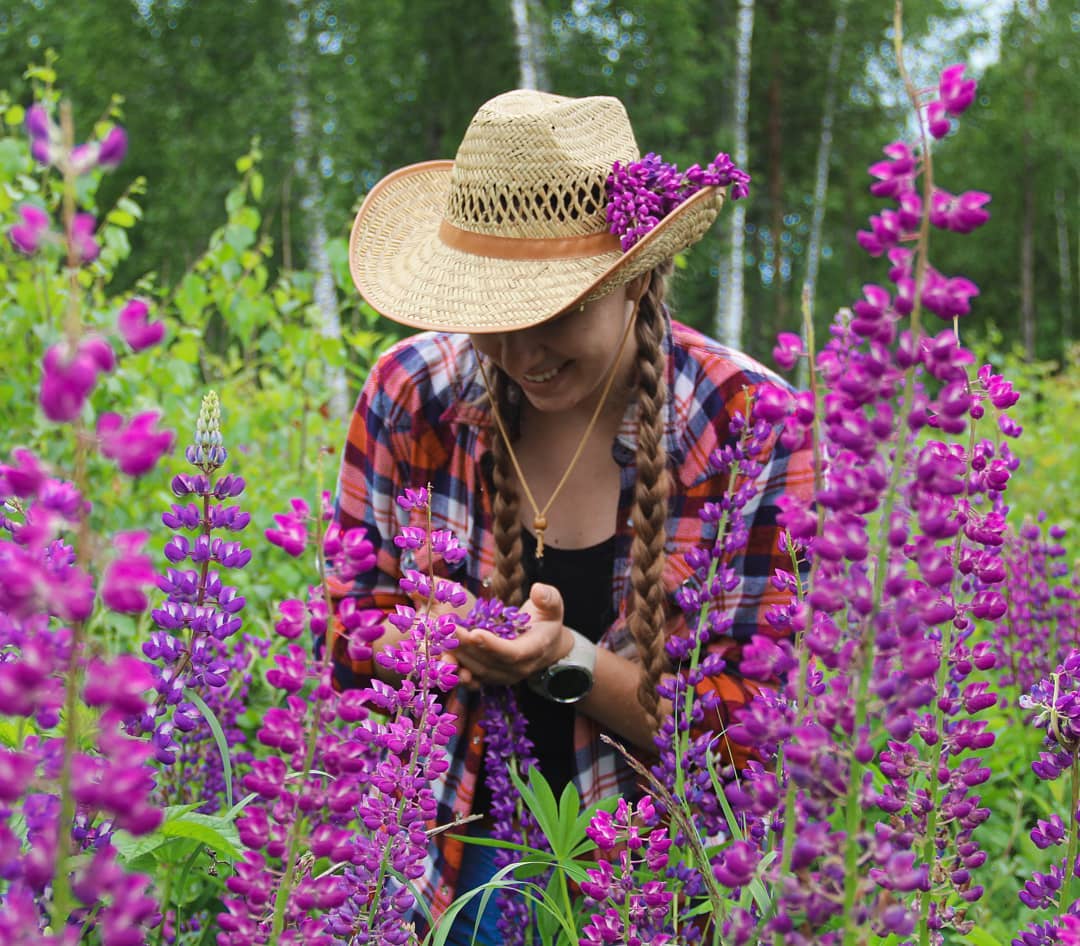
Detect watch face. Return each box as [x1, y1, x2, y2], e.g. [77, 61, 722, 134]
[546, 666, 592, 703]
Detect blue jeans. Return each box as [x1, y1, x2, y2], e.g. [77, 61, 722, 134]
[443, 830, 508, 946]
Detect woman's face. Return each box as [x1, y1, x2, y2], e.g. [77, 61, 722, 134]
[471, 281, 641, 416]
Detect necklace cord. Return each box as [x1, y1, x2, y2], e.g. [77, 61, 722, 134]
[473, 294, 643, 558]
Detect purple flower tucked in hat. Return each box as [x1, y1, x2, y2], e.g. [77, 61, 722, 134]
[606, 150, 750, 251]
[117, 297, 165, 352]
[97, 411, 175, 476]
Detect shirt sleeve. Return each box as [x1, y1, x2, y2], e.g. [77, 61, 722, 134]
[676, 381, 815, 770]
[322, 356, 414, 690]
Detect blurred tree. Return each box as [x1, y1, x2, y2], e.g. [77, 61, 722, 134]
[932, 0, 1078, 361]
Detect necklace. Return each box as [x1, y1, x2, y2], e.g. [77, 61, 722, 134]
[473, 300, 640, 559]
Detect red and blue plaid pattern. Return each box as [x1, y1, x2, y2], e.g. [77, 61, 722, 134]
[326, 318, 814, 927]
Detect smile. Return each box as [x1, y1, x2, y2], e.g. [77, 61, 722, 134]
[522, 362, 568, 384]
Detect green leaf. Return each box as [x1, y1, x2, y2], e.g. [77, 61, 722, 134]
[4, 104, 26, 126]
[186, 688, 234, 810]
[110, 827, 171, 866]
[106, 208, 137, 228]
[962, 928, 1007, 946]
[161, 810, 241, 860]
[250, 171, 263, 202]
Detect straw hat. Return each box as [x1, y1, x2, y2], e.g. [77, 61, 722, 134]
[348, 89, 726, 334]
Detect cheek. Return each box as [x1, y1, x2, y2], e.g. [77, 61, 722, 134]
[470, 335, 501, 361]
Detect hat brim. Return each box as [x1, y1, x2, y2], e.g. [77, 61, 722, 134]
[349, 160, 725, 334]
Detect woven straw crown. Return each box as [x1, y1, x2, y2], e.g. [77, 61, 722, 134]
[349, 90, 726, 333]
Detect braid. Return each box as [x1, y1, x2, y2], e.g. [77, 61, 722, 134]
[627, 266, 674, 729]
[490, 371, 526, 606]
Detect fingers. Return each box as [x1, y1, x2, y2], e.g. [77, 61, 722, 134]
[527, 582, 564, 622]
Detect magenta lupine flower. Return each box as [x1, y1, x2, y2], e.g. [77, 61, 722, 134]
[68, 212, 99, 264]
[8, 204, 51, 255]
[116, 297, 165, 351]
[224, 490, 452, 943]
[927, 100, 951, 139]
[921, 268, 980, 320]
[265, 498, 311, 556]
[25, 104, 56, 165]
[930, 189, 991, 234]
[772, 332, 804, 371]
[100, 531, 157, 612]
[39, 339, 113, 422]
[868, 141, 917, 199]
[606, 150, 750, 250]
[581, 796, 674, 946]
[97, 126, 128, 168]
[98, 411, 175, 477]
[939, 64, 977, 115]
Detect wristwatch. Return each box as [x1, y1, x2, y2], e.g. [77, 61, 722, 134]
[527, 630, 597, 704]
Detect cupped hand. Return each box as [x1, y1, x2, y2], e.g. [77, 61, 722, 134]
[452, 582, 572, 688]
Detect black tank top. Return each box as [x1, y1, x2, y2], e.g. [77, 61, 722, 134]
[473, 528, 616, 815]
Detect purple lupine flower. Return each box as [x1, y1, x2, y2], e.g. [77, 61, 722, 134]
[140, 392, 248, 773]
[9, 204, 51, 255]
[116, 297, 165, 352]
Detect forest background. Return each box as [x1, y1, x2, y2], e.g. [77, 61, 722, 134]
[0, 0, 1075, 369]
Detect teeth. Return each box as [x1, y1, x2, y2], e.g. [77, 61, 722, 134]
[523, 365, 561, 383]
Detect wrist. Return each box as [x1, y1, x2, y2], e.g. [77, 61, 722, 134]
[528, 628, 597, 704]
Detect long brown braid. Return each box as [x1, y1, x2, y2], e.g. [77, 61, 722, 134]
[490, 370, 527, 607]
[625, 264, 673, 730]
[488, 263, 674, 728]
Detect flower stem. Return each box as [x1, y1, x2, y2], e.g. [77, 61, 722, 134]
[843, 6, 936, 939]
[1062, 750, 1080, 911]
[270, 496, 331, 940]
[47, 98, 91, 938]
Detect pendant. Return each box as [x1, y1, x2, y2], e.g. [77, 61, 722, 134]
[533, 515, 547, 559]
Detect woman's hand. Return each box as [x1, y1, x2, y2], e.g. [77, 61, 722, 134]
[452, 583, 572, 688]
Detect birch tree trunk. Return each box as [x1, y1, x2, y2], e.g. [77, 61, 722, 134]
[800, 0, 848, 386]
[766, 0, 787, 336]
[716, 0, 755, 347]
[288, 0, 350, 421]
[511, 0, 549, 90]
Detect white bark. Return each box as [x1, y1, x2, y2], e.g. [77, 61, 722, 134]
[799, 0, 848, 386]
[511, 0, 548, 90]
[288, 0, 349, 421]
[717, 0, 755, 348]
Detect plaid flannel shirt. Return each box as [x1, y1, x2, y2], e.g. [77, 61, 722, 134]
[326, 317, 814, 930]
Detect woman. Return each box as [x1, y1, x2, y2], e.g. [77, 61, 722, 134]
[327, 89, 812, 941]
